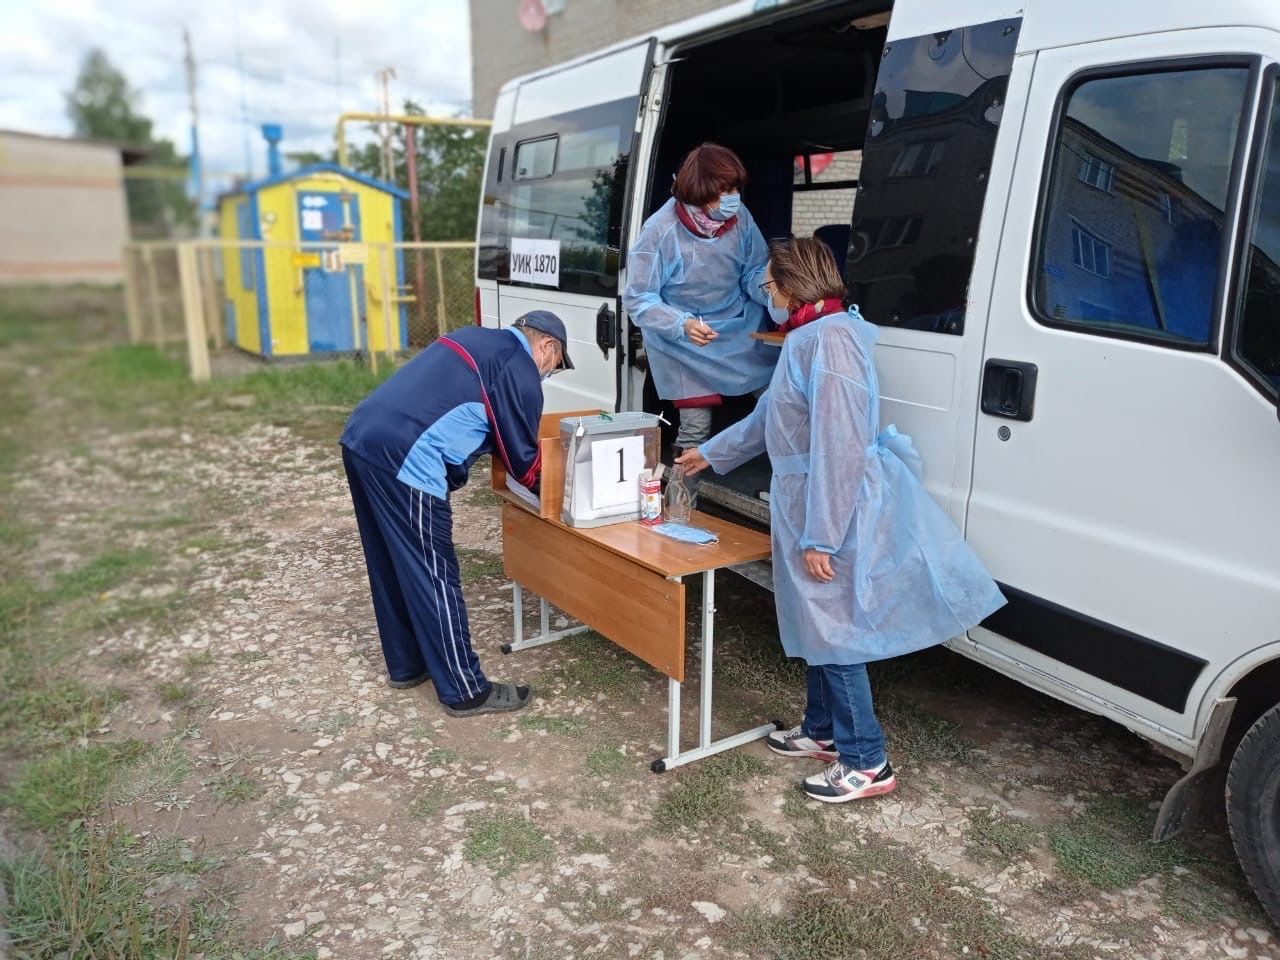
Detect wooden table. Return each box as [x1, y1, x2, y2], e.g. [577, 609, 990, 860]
[495, 484, 777, 772]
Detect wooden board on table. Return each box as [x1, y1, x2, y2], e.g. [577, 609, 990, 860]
[502, 503, 688, 681]
[751, 330, 785, 346]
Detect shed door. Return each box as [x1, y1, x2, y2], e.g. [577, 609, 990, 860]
[298, 190, 362, 352]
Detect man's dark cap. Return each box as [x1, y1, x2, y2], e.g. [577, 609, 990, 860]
[514, 310, 573, 370]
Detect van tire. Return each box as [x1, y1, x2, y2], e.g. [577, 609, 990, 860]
[1226, 702, 1280, 927]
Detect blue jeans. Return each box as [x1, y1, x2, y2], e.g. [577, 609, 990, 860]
[801, 663, 887, 770]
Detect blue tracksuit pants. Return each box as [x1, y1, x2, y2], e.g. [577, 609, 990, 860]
[342, 447, 490, 705]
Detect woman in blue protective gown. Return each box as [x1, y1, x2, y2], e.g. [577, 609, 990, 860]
[622, 143, 780, 457]
[677, 238, 1005, 804]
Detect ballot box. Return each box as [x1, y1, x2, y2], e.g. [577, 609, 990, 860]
[559, 412, 662, 528]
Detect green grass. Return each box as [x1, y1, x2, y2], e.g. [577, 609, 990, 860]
[184, 650, 215, 672]
[877, 690, 978, 766]
[1, 740, 151, 831]
[205, 769, 263, 807]
[517, 714, 584, 738]
[156, 680, 196, 704]
[965, 808, 1042, 864]
[654, 752, 770, 832]
[409, 786, 449, 818]
[108, 738, 192, 807]
[1, 825, 312, 960]
[556, 632, 635, 692]
[735, 826, 1094, 960]
[464, 814, 553, 876]
[0, 671, 127, 752]
[584, 744, 631, 777]
[457, 547, 504, 583]
[424, 746, 459, 766]
[1048, 795, 1199, 890]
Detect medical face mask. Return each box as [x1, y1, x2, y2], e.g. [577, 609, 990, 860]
[708, 191, 740, 221]
[651, 522, 720, 545]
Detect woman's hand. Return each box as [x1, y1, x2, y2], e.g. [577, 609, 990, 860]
[804, 549, 835, 583]
[683, 317, 718, 346]
[674, 448, 710, 476]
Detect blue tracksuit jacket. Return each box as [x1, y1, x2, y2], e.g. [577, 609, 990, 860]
[340, 326, 544, 496]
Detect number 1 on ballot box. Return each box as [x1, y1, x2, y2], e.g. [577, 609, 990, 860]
[590, 436, 645, 510]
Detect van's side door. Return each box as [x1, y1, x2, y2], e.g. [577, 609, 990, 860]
[966, 31, 1280, 745]
[476, 40, 656, 413]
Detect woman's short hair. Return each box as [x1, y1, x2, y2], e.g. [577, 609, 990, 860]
[672, 143, 748, 206]
[768, 237, 847, 306]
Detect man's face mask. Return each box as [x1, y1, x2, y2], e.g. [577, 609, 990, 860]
[708, 191, 740, 221]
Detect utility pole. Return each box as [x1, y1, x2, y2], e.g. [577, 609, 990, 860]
[334, 38, 343, 118]
[183, 27, 206, 237]
[375, 67, 396, 182]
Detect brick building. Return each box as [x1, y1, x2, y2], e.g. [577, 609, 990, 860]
[467, 0, 858, 239]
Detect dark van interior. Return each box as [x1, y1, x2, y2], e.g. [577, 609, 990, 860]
[638, 1, 891, 524]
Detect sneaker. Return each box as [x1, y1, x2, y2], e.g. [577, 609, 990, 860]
[802, 759, 896, 804]
[766, 725, 838, 761]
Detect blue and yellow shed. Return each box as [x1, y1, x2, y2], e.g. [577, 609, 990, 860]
[217, 163, 409, 357]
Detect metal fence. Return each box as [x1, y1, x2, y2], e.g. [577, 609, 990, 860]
[123, 239, 477, 380]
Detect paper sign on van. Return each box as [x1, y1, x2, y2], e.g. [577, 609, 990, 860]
[510, 238, 560, 288]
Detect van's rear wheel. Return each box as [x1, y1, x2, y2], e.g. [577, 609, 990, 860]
[1226, 702, 1280, 927]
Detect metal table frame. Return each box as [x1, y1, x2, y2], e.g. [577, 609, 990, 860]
[503, 568, 781, 773]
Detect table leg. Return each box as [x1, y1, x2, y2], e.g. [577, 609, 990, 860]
[501, 583, 591, 655]
[652, 568, 780, 773]
[700, 569, 715, 749]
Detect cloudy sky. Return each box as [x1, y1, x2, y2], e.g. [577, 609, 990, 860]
[0, 0, 472, 193]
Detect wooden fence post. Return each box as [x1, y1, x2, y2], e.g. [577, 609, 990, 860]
[178, 243, 211, 382]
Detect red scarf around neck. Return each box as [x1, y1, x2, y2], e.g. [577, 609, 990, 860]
[675, 201, 738, 239]
[778, 298, 845, 333]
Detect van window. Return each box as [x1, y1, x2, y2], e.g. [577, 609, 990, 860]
[1033, 65, 1251, 347]
[1232, 78, 1280, 400]
[845, 17, 1022, 335]
[478, 98, 636, 296]
[513, 136, 557, 180]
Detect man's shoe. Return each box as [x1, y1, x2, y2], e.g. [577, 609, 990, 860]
[802, 759, 896, 804]
[766, 724, 838, 761]
[387, 672, 429, 690]
[443, 682, 532, 717]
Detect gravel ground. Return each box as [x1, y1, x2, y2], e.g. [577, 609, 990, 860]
[7, 411, 1276, 960]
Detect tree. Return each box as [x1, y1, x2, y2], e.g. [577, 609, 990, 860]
[344, 98, 486, 242]
[66, 49, 193, 236]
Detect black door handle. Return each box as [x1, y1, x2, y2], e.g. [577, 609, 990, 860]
[595, 301, 616, 358]
[981, 359, 1038, 421]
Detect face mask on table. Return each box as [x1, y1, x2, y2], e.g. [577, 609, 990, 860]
[708, 192, 740, 221]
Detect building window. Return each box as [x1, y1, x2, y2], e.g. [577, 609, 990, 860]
[889, 140, 945, 177]
[1077, 153, 1114, 192]
[1071, 220, 1110, 278]
[1033, 64, 1250, 346]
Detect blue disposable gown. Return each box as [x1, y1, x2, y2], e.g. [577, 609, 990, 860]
[699, 308, 1006, 665]
[622, 198, 778, 401]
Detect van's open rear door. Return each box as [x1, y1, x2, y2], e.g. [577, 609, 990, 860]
[476, 40, 657, 413]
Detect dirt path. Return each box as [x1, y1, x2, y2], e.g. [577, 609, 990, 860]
[2, 296, 1277, 959]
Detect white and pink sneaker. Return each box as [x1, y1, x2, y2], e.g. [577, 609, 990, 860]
[766, 725, 838, 762]
[802, 759, 897, 803]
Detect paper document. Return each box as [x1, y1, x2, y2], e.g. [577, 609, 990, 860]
[505, 476, 540, 511]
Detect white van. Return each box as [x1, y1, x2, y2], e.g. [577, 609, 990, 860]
[473, 0, 1280, 923]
